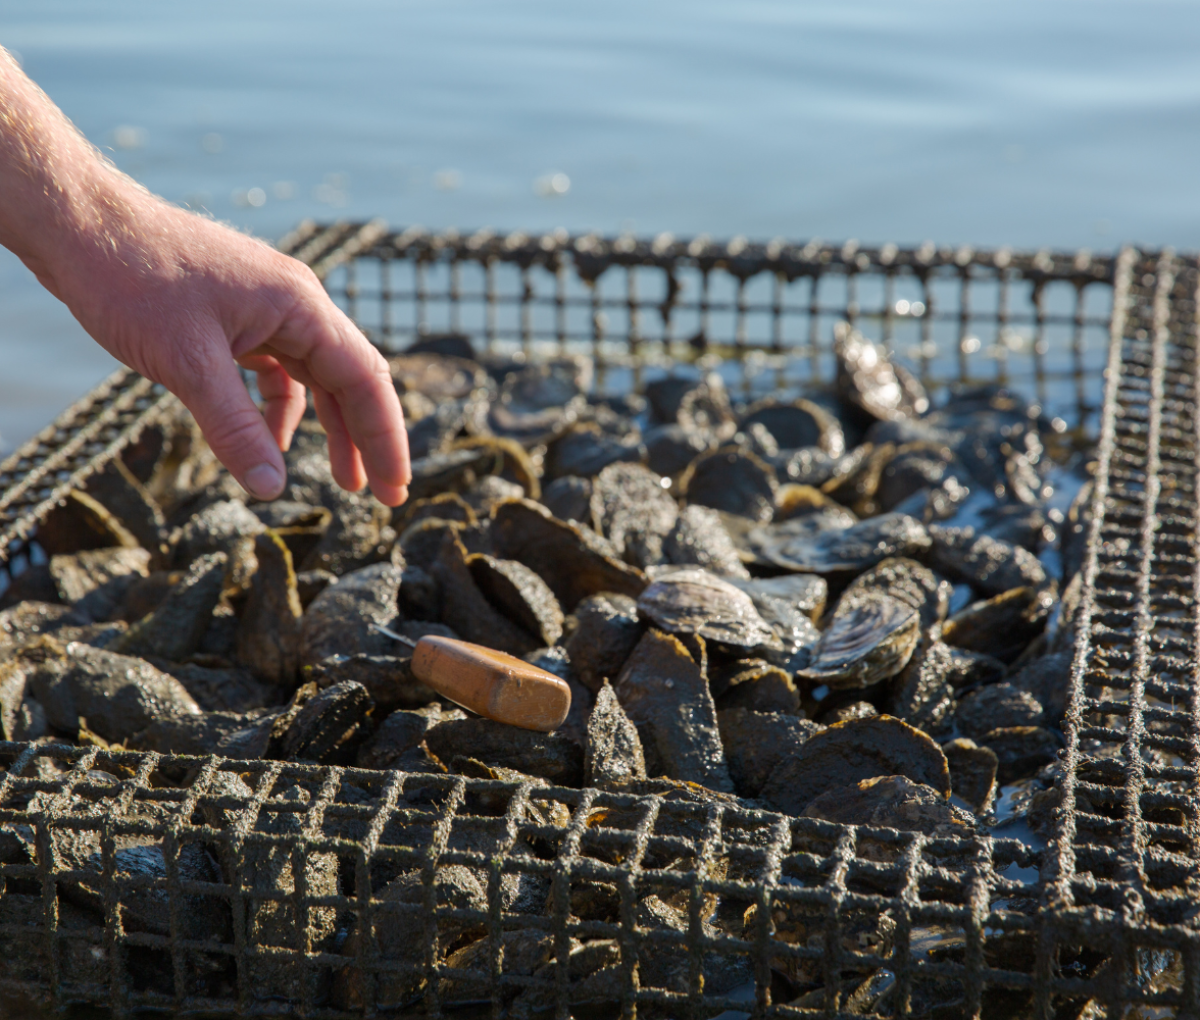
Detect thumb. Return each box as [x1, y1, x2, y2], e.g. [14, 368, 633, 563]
[169, 342, 288, 501]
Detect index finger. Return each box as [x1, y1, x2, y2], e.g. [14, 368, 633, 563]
[263, 285, 412, 504]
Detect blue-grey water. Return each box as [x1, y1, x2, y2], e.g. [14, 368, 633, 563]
[3, 0, 1200, 451]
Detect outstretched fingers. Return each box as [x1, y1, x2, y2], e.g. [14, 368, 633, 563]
[270, 288, 411, 505]
[238, 352, 307, 452]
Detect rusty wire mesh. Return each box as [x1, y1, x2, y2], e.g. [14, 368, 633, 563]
[0, 226, 1194, 1018]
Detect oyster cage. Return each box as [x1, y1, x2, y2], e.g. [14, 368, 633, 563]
[0, 226, 1195, 1019]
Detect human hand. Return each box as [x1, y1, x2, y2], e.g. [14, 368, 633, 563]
[0, 48, 410, 505]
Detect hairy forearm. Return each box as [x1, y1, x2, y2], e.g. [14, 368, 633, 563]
[0, 46, 153, 296]
[0, 46, 410, 505]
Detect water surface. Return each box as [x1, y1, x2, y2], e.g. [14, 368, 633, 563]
[3, 0, 1199, 448]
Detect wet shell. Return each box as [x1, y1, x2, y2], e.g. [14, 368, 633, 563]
[112, 552, 228, 662]
[299, 561, 401, 665]
[729, 573, 827, 622]
[680, 447, 778, 523]
[541, 476, 593, 523]
[754, 511, 931, 575]
[738, 397, 845, 456]
[760, 714, 950, 815]
[661, 504, 749, 579]
[717, 708, 821, 797]
[839, 556, 949, 630]
[545, 422, 645, 480]
[926, 525, 1048, 596]
[636, 569, 778, 650]
[803, 774, 964, 835]
[613, 629, 733, 792]
[585, 680, 647, 785]
[565, 593, 643, 693]
[943, 738, 998, 814]
[940, 585, 1055, 663]
[236, 531, 303, 686]
[468, 552, 564, 647]
[35, 489, 141, 557]
[800, 590, 920, 690]
[82, 458, 166, 553]
[20, 636, 201, 743]
[433, 536, 540, 656]
[834, 322, 929, 422]
[490, 499, 646, 612]
[488, 361, 588, 444]
[388, 351, 488, 401]
[589, 462, 678, 566]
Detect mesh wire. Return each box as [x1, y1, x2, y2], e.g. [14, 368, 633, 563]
[0, 226, 1192, 1018]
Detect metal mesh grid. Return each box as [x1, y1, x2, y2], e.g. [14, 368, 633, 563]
[0, 224, 1194, 1017]
[299, 223, 1116, 429]
[0, 740, 1046, 1019]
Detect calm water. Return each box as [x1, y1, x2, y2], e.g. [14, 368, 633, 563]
[3, 0, 1200, 450]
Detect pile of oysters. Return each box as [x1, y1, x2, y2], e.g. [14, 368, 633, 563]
[0, 325, 1088, 1014]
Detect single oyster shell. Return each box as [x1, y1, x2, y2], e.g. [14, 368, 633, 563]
[565, 593, 643, 693]
[613, 628, 733, 792]
[636, 568, 778, 650]
[760, 714, 950, 815]
[926, 525, 1048, 596]
[299, 561, 401, 665]
[236, 531, 303, 686]
[490, 499, 646, 612]
[112, 552, 228, 662]
[803, 774, 965, 835]
[834, 322, 929, 422]
[584, 680, 646, 785]
[800, 584, 921, 691]
[21, 635, 201, 743]
[468, 552, 564, 647]
[839, 556, 949, 630]
[662, 504, 749, 579]
[738, 397, 845, 456]
[717, 708, 821, 797]
[680, 447, 778, 523]
[589, 462, 678, 566]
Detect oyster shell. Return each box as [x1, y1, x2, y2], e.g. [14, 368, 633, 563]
[613, 628, 733, 792]
[803, 774, 965, 835]
[433, 535, 540, 655]
[680, 447, 778, 522]
[717, 708, 820, 797]
[943, 737, 998, 814]
[751, 511, 930, 574]
[588, 462, 678, 566]
[490, 499, 646, 611]
[584, 680, 646, 785]
[112, 551, 227, 662]
[834, 322, 929, 422]
[299, 561, 401, 665]
[565, 592, 643, 693]
[800, 582, 921, 691]
[636, 568, 777, 650]
[926, 524, 1049, 596]
[738, 396, 845, 456]
[468, 552, 563, 647]
[760, 715, 950, 815]
[20, 635, 200, 743]
[235, 531, 302, 685]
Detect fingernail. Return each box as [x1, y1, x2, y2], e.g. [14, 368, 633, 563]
[244, 463, 285, 501]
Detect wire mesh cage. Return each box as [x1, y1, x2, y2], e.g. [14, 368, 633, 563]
[0, 225, 1195, 1019]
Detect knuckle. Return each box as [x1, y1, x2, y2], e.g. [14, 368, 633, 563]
[203, 405, 265, 455]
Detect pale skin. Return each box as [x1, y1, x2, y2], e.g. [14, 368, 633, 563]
[0, 48, 411, 506]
